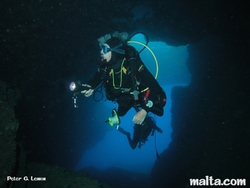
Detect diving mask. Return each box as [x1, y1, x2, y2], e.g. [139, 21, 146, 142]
[100, 44, 111, 54]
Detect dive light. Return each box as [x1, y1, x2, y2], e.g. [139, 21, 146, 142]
[69, 81, 92, 93]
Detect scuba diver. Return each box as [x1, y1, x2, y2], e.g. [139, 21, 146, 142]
[72, 31, 167, 149]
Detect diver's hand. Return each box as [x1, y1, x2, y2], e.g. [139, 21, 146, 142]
[132, 109, 147, 125]
[80, 84, 94, 97]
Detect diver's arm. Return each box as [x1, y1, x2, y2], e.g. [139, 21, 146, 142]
[81, 69, 102, 97]
[135, 56, 166, 116]
[125, 46, 149, 124]
[140, 67, 166, 116]
[87, 70, 102, 88]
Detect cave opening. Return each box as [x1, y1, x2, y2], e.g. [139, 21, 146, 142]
[74, 33, 191, 174]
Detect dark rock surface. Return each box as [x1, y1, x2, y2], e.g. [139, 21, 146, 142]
[0, 81, 20, 188]
[1, 0, 249, 187]
[82, 166, 151, 188]
[152, 36, 250, 187]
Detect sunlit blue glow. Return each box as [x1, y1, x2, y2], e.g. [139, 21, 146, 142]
[75, 34, 190, 174]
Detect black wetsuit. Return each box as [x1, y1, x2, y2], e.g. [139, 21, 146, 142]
[87, 45, 166, 117]
[87, 45, 166, 149]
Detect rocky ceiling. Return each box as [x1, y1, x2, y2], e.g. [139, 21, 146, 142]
[0, 0, 249, 187]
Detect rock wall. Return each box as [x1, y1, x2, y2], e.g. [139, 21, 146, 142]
[151, 36, 250, 187]
[0, 80, 20, 188]
[1, 1, 249, 187]
[0, 81, 113, 188]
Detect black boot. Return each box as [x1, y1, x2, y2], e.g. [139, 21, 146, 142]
[154, 125, 163, 133]
[118, 127, 138, 149]
[117, 127, 130, 137]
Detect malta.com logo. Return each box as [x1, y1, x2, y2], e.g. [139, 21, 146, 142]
[190, 176, 246, 186]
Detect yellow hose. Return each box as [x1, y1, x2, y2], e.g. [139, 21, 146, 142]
[127, 40, 159, 79]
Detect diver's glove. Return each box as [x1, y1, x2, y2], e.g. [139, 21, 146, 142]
[80, 84, 94, 97]
[132, 109, 147, 125]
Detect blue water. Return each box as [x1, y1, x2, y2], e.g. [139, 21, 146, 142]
[75, 34, 190, 174]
